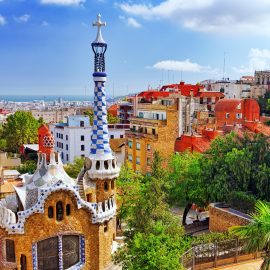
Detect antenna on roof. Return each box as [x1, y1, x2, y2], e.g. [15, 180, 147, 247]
[223, 51, 228, 80]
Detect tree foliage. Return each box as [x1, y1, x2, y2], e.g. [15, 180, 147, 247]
[114, 152, 187, 270]
[64, 157, 84, 178]
[1, 111, 41, 152]
[18, 160, 37, 174]
[84, 109, 119, 125]
[168, 132, 270, 215]
[230, 201, 270, 270]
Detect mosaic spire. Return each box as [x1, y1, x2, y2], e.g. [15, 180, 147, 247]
[90, 14, 113, 160]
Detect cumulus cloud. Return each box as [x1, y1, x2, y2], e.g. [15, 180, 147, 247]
[152, 59, 216, 74]
[119, 15, 142, 28]
[127, 17, 141, 28]
[233, 48, 270, 74]
[14, 14, 30, 23]
[40, 0, 85, 5]
[0, 14, 6, 26]
[118, 0, 270, 35]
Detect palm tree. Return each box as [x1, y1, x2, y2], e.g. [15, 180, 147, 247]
[230, 201, 270, 270]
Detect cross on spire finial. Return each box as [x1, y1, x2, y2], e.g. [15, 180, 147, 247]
[93, 14, 106, 43]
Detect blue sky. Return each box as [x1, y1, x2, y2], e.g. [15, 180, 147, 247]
[1, 0, 270, 96]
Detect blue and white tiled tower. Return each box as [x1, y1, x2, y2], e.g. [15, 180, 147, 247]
[85, 14, 120, 180]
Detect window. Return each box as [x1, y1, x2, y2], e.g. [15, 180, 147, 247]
[86, 193, 92, 202]
[110, 135, 114, 139]
[147, 144, 151, 151]
[66, 154, 69, 162]
[48, 206, 54, 218]
[66, 144, 68, 150]
[81, 145, 85, 151]
[80, 121, 84, 127]
[66, 135, 68, 140]
[152, 129, 156, 135]
[147, 157, 151, 166]
[20, 254, 27, 270]
[66, 204, 71, 216]
[128, 140, 132, 148]
[136, 156, 140, 165]
[136, 142, 140, 150]
[120, 135, 124, 138]
[6, 239, 15, 263]
[104, 182, 108, 192]
[236, 113, 242, 119]
[111, 180, 115, 190]
[104, 221, 108, 233]
[128, 154, 132, 162]
[81, 135, 85, 141]
[226, 113, 230, 119]
[56, 201, 64, 221]
[35, 235, 83, 270]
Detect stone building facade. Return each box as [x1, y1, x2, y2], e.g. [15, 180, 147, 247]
[0, 14, 119, 270]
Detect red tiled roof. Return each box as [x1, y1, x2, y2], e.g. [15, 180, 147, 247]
[138, 91, 170, 98]
[193, 137, 211, 153]
[160, 82, 204, 97]
[215, 99, 242, 112]
[197, 92, 225, 98]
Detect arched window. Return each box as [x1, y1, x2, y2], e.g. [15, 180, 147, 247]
[102, 202, 106, 212]
[104, 160, 109, 169]
[66, 204, 71, 216]
[96, 161, 100, 170]
[104, 182, 108, 192]
[56, 201, 64, 221]
[111, 180, 115, 190]
[48, 206, 54, 218]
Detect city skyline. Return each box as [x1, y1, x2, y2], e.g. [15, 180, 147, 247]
[1, 0, 270, 96]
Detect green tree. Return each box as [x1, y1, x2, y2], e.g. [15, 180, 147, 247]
[2, 111, 40, 152]
[114, 221, 186, 270]
[114, 152, 188, 269]
[230, 201, 270, 270]
[84, 109, 119, 125]
[64, 157, 84, 178]
[117, 164, 143, 229]
[18, 160, 37, 174]
[167, 152, 206, 225]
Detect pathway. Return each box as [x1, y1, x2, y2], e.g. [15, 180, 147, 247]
[214, 259, 263, 270]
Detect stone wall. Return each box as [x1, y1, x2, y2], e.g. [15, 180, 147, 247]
[209, 203, 250, 232]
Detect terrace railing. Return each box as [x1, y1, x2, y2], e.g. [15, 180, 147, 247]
[181, 238, 261, 270]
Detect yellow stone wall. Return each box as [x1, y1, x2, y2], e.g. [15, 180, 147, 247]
[0, 190, 115, 270]
[126, 105, 179, 174]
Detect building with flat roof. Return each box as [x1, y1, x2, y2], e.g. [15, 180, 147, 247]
[50, 116, 129, 164]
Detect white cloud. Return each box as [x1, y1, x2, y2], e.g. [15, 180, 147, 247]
[152, 59, 216, 74]
[0, 14, 6, 26]
[119, 0, 270, 35]
[42, 20, 49, 26]
[14, 14, 30, 23]
[233, 48, 270, 74]
[127, 17, 141, 28]
[40, 0, 85, 5]
[119, 15, 142, 28]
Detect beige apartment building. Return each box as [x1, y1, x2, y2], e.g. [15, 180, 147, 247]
[31, 108, 77, 123]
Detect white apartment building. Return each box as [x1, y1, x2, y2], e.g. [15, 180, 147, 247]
[200, 80, 251, 99]
[50, 115, 129, 164]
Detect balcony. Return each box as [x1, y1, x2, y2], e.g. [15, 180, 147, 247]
[125, 129, 158, 140]
[129, 116, 166, 126]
